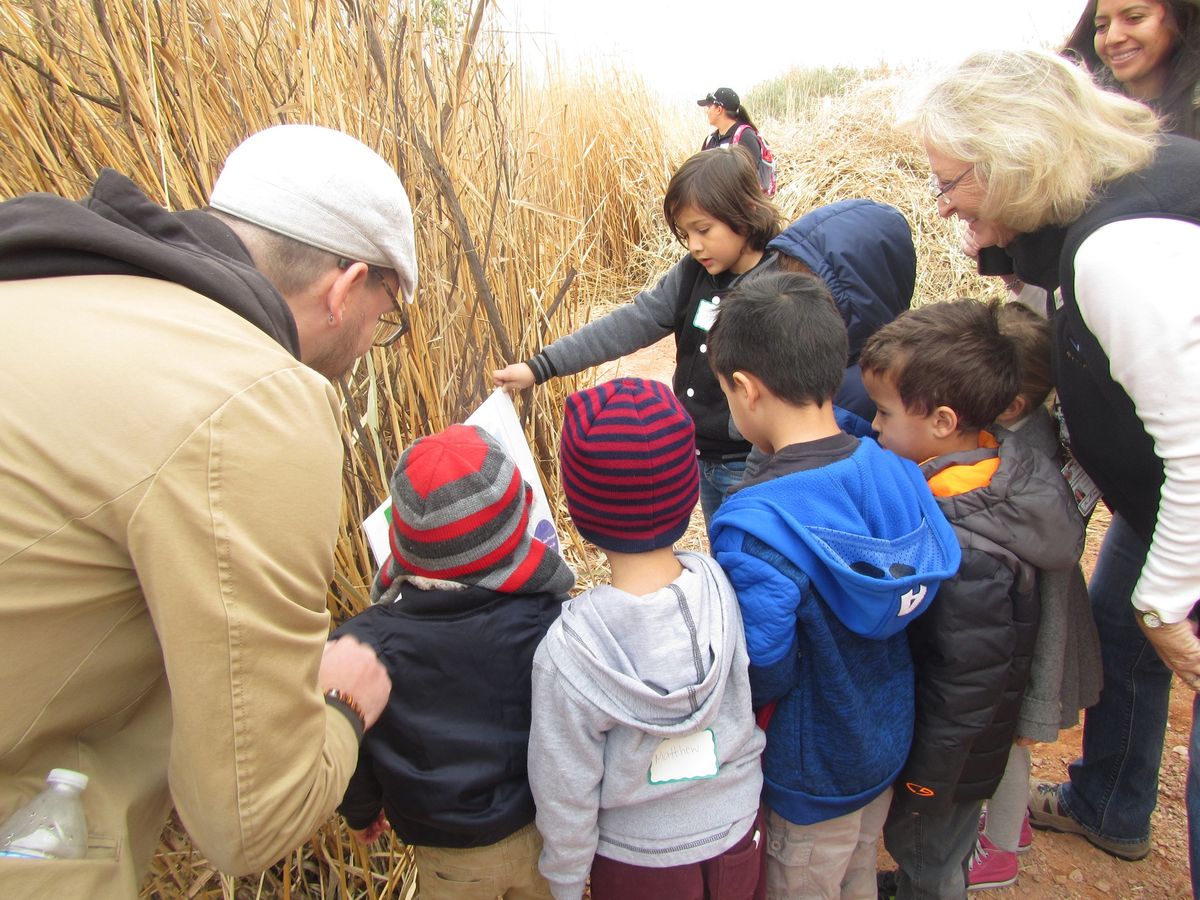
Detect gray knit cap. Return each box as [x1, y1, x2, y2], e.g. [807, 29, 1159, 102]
[210, 124, 418, 303]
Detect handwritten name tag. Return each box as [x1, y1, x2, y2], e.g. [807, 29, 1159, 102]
[648, 729, 720, 784]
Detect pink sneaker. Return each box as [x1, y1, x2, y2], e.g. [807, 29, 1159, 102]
[977, 809, 1033, 854]
[1018, 811, 1032, 854]
[968, 833, 1019, 892]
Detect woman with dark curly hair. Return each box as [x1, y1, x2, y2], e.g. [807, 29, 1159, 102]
[1064, 0, 1200, 137]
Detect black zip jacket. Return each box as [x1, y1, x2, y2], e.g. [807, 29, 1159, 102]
[334, 582, 565, 848]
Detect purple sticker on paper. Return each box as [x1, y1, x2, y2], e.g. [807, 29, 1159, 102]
[533, 518, 559, 552]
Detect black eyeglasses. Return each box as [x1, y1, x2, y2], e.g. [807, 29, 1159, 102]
[928, 166, 974, 204]
[337, 257, 410, 347]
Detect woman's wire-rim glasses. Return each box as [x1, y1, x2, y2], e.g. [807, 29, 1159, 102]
[928, 166, 974, 204]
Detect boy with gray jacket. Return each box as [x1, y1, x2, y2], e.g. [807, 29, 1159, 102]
[528, 377, 765, 900]
[859, 299, 1086, 898]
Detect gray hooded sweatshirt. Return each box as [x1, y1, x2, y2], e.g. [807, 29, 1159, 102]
[528, 552, 765, 899]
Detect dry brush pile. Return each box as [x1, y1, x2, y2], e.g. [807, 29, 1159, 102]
[1, 1, 1000, 895]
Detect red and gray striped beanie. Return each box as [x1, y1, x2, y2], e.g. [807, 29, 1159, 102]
[372, 424, 575, 601]
[559, 378, 700, 553]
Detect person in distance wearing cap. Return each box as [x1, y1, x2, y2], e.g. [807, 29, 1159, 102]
[698, 88, 760, 158]
[697, 86, 774, 194]
[528, 377, 765, 900]
[0, 124, 414, 898]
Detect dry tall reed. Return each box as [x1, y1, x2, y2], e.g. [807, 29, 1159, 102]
[2, 1, 1005, 893]
[1, 0, 673, 895]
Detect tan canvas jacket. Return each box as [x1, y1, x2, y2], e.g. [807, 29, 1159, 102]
[0, 275, 359, 898]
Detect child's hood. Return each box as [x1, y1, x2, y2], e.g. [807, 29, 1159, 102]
[711, 440, 961, 640]
[920, 426, 1085, 573]
[767, 199, 915, 361]
[540, 552, 742, 737]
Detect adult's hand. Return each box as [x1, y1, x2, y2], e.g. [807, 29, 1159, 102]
[959, 223, 982, 261]
[961, 220, 1017, 256]
[492, 362, 535, 393]
[320, 635, 391, 729]
[1140, 616, 1200, 693]
[961, 221, 1026, 294]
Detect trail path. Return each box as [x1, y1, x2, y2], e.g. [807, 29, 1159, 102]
[604, 334, 1194, 899]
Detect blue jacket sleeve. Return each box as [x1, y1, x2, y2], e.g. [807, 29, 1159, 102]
[712, 532, 803, 707]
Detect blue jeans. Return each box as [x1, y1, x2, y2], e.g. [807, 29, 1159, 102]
[698, 458, 747, 532]
[1059, 515, 1173, 851]
[1191, 693, 1200, 898]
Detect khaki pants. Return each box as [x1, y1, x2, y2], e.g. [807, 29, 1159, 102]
[413, 822, 552, 900]
[764, 787, 892, 900]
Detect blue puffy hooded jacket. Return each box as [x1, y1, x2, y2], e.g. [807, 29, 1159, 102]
[768, 199, 915, 426]
[711, 439, 960, 824]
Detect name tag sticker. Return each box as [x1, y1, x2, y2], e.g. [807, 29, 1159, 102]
[648, 729, 720, 784]
[692, 298, 720, 332]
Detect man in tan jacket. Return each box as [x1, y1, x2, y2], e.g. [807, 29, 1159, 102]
[0, 124, 413, 897]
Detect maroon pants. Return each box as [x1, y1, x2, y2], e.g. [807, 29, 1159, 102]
[588, 823, 762, 900]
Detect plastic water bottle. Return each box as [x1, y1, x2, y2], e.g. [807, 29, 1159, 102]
[0, 769, 89, 860]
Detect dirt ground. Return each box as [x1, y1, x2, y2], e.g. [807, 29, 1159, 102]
[982, 500, 1193, 899]
[603, 335, 1194, 899]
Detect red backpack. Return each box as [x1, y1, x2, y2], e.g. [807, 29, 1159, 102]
[733, 123, 777, 198]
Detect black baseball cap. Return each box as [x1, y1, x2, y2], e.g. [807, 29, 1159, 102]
[697, 87, 740, 110]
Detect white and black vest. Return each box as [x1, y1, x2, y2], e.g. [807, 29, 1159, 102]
[1011, 136, 1200, 542]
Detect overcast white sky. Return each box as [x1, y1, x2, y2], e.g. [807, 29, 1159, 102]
[499, 0, 1088, 104]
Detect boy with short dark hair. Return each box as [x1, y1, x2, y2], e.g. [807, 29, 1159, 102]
[969, 302, 1101, 891]
[859, 299, 1086, 898]
[707, 271, 961, 899]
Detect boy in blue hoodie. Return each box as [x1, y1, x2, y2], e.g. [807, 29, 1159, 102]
[707, 272, 961, 899]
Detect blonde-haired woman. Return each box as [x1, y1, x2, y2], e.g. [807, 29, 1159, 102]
[899, 48, 1200, 898]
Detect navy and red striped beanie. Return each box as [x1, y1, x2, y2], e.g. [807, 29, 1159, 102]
[372, 424, 575, 602]
[559, 378, 700, 553]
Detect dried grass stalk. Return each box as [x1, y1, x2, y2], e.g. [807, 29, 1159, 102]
[2, 2, 1002, 892]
